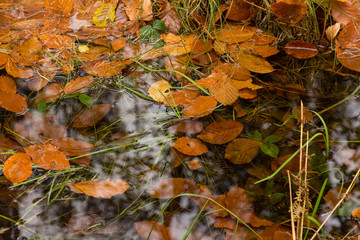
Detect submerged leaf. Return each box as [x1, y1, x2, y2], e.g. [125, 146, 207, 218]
[231, 53, 274, 73]
[198, 120, 243, 145]
[225, 138, 262, 164]
[3, 153, 33, 184]
[135, 221, 172, 240]
[72, 104, 111, 128]
[70, 179, 130, 198]
[284, 40, 318, 59]
[150, 178, 198, 198]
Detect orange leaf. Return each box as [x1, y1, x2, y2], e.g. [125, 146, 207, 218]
[0, 91, 27, 114]
[182, 96, 218, 118]
[3, 153, 33, 184]
[211, 24, 255, 44]
[231, 79, 262, 90]
[186, 159, 202, 170]
[0, 75, 16, 93]
[149, 80, 172, 102]
[135, 221, 172, 240]
[161, 33, 212, 55]
[197, 120, 243, 144]
[72, 104, 111, 128]
[34, 83, 63, 104]
[150, 178, 198, 198]
[233, 102, 247, 118]
[10, 36, 43, 66]
[238, 88, 257, 99]
[40, 35, 74, 49]
[5, 58, 33, 78]
[24, 143, 70, 170]
[231, 53, 274, 73]
[164, 89, 200, 106]
[352, 207, 360, 218]
[218, 62, 251, 81]
[69, 179, 130, 198]
[122, 0, 153, 21]
[83, 60, 131, 77]
[226, 0, 254, 21]
[225, 138, 261, 164]
[0, 52, 9, 67]
[64, 76, 94, 94]
[44, 0, 74, 16]
[172, 137, 208, 156]
[284, 40, 318, 59]
[270, 0, 307, 23]
[171, 119, 203, 134]
[52, 138, 94, 156]
[208, 70, 239, 105]
[111, 37, 126, 51]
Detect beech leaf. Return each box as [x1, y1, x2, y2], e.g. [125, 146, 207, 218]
[93, 3, 115, 27]
[225, 138, 262, 164]
[69, 179, 130, 198]
[3, 153, 33, 184]
[173, 137, 208, 156]
[197, 120, 243, 145]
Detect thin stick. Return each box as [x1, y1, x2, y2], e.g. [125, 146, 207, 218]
[300, 131, 310, 240]
[310, 168, 360, 240]
[297, 101, 304, 239]
[288, 170, 296, 240]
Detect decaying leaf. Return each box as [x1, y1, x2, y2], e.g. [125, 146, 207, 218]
[0, 91, 27, 114]
[40, 35, 74, 49]
[186, 159, 202, 170]
[64, 76, 94, 94]
[34, 83, 63, 104]
[69, 179, 130, 198]
[161, 33, 212, 55]
[182, 96, 218, 118]
[111, 37, 126, 51]
[3, 153, 33, 184]
[170, 119, 203, 134]
[231, 53, 274, 73]
[150, 178, 198, 198]
[24, 143, 70, 170]
[6, 58, 33, 78]
[10, 36, 43, 66]
[270, 0, 307, 23]
[83, 60, 131, 77]
[198, 120, 243, 145]
[225, 138, 262, 164]
[284, 40, 318, 59]
[72, 104, 112, 128]
[208, 68, 239, 105]
[44, 0, 74, 16]
[122, 0, 153, 21]
[173, 137, 208, 156]
[149, 80, 172, 102]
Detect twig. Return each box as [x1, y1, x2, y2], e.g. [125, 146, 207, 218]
[288, 170, 296, 240]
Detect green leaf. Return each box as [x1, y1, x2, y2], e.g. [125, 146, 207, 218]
[93, 3, 115, 27]
[140, 25, 161, 42]
[78, 94, 94, 109]
[252, 131, 262, 142]
[153, 20, 166, 31]
[263, 135, 281, 144]
[260, 143, 279, 158]
[36, 100, 47, 111]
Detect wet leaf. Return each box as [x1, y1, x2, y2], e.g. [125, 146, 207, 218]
[284, 40, 318, 59]
[198, 120, 243, 145]
[233, 102, 247, 118]
[3, 153, 33, 184]
[150, 178, 198, 198]
[70, 179, 130, 198]
[122, 0, 153, 21]
[52, 137, 94, 156]
[173, 137, 208, 156]
[336, 23, 360, 72]
[226, 0, 255, 22]
[135, 221, 172, 240]
[231, 79, 262, 91]
[238, 88, 257, 99]
[164, 89, 200, 107]
[331, 0, 360, 25]
[270, 0, 307, 23]
[352, 207, 360, 218]
[219, 62, 251, 81]
[78, 94, 94, 109]
[186, 159, 202, 170]
[83, 60, 131, 77]
[6, 58, 33, 78]
[211, 24, 255, 44]
[231, 53, 274, 73]
[0, 91, 27, 114]
[72, 104, 112, 128]
[161, 33, 212, 55]
[0, 52, 9, 67]
[260, 143, 279, 158]
[111, 37, 126, 51]
[10, 36, 43, 66]
[34, 83, 63, 104]
[44, 0, 74, 16]
[170, 119, 203, 134]
[64, 76, 94, 95]
[40, 35, 74, 49]
[271, 154, 301, 175]
[0, 75, 16, 94]
[182, 96, 218, 118]
[24, 143, 70, 170]
[208, 68, 239, 105]
[225, 138, 262, 164]
[149, 80, 172, 102]
[326, 23, 341, 41]
[93, 3, 115, 27]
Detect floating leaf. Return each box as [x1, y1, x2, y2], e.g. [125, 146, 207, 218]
[72, 104, 111, 128]
[149, 80, 172, 102]
[198, 120, 243, 145]
[24, 143, 70, 170]
[3, 153, 33, 184]
[170, 119, 203, 134]
[225, 138, 262, 164]
[231, 53, 274, 73]
[182, 96, 218, 118]
[64, 75, 94, 95]
[0, 91, 27, 114]
[284, 40, 318, 59]
[186, 159, 202, 170]
[150, 178, 198, 198]
[69, 179, 130, 198]
[173, 137, 208, 156]
[93, 3, 115, 27]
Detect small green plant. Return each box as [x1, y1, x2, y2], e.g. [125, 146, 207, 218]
[140, 20, 166, 43]
[251, 131, 281, 158]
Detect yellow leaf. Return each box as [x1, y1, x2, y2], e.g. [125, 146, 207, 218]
[93, 3, 115, 27]
[149, 80, 172, 102]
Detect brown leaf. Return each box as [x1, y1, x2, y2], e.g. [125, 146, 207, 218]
[135, 221, 172, 240]
[186, 159, 202, 170]
[70, 155, 91, 167]
[226, 0, 255, 22]
[0, 75, 16, 93]
[64, 76, 94, 94]
[111, 37, 126, 51]
[150, 178, 198, 198]
[211, 24, 255, 44]
[3, 153, 33, 184]
[219, 62, 251, 81]
[24, 143, 70, 170]
[83, 60, 131, 77]
[69, 179, 130, 198]
[161, 33, 212, 55]
[170, 119, 203, 134]
[284, 40, 318, 59]
[233, 102, 247, 118]
[122, 0, 153, 21]
[173, 137, 208, 156]
[72, 104, 112, 128]
[231, 53, 274, 73]
[158, 1, 181, 34]
[331, 0, 360, 25]
[0, 91, 27, 114]
[149, 80, 172, 102]
[6, 58, 33, 78]
[164, 89, 200, 107]
[40, 35, 74, 49]
[198, 120, 243, 145]
[34, 83, 63, 104]
[270, 0, 307, 23]
[271, 154, 301, 175]
[225, 138, 261, 164]
[76, 46, 111, 61]
[326, 23, 341, 41]
[238, 88, 257, 99]
[182, 96, 218, 118]
[0, 52, 9, 67]
[10, 36, 43, 66]
[52, 138, 94, 156]
[208, 68, 239, 105]
[44, 0, 74, 16]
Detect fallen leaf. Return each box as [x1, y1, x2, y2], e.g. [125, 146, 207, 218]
[70, 179, 130, 198]
[331, 0, 360, 25]
[0, 52, 9, 67]
[173, 137, 208, 156]
[208, 68, 239, 105]
[219, 62, 251, 81]
[83, 60, 131, 77]
[149, 80, 172, 102]
[284, 40, 318, 59]
[238, 88, 257, 99]
[326, 23, 341, 41]
[270, 0, 307, 23]
[226, 0, 255, 22]
[271, 154, 301, 175]
[0, 75, 16, 93]
[231, 79, 262, 90]
[186, 159, 202, 170]
[352, 207, 360, 218]
[0, 91, 27, 114]
[161, 33, 212, 55]
[135, 221, 172, 240]
[64, 76, 94, 94]
[182, 96, 218, 118]
[3, 153, 33, 184]
[10, 36, 43, 66]
[34, 83, 63, 104]
[150, 178, 198, 198]
[44, 0, 74, 16]
[40, 35, 74, 49]
[52, 138, 94, 156]
[163, 89, 200, 106]
[158, 1, 181, 34]
[6, 58, 33, 78]
[198, 120, 243, 145]
[231, 53, 275, 73]
[211, 24, 255, 44]
[93, 3, 115, 27]
[225, 138, 262, 164]
[171, 119, 203, 134]
[24, 143, 70, 170]
[233, 102, 247, 118]
[72, 104, 112, 128]
[111, 37, 126, 51]
[122, 0, 153, 21]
